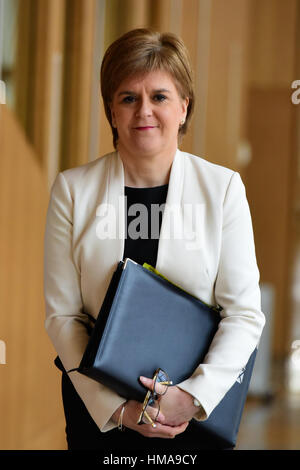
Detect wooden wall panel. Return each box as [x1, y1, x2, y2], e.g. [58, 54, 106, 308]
[244, 88, 296, 357]
[248, 0, 298, 87]
[180, 0, 201, 155]
[244, 0, 298, 358]
[15, 0, 66, 176]
[0, 105, 65, 449]
[203, 0, 251, 169]
[60, 0, 96, 170]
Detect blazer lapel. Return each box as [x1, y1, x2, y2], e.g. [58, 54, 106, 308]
[156, 149, 192, 293]
[106, 151, 125, 265]
[156, 150, 207, 300]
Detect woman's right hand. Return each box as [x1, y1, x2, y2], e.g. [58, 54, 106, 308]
[111, 400, 189, 439]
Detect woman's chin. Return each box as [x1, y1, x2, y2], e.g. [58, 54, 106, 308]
[125, 142, 163, 158]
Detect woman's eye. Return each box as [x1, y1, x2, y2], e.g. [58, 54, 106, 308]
[153, 94, 167, 102]
[122, 95, 136, 104]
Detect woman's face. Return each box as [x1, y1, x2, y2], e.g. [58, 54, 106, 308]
[110, 69, 189, 159]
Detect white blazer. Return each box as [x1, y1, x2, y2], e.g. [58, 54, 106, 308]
[44, 149, 265, 432]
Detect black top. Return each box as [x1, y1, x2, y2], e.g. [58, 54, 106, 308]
[123, 184, 169, 267]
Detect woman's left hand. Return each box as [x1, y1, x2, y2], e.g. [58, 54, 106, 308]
[139, 376, 198, 427]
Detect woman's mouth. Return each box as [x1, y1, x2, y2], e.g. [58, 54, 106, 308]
[134, 126, 156, 131]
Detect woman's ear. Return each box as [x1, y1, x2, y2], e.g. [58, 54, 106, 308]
[181, 97, 189, 121]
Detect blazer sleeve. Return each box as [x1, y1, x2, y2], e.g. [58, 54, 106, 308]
[44, 172, 125, 432]
[177, 171, 265, 420]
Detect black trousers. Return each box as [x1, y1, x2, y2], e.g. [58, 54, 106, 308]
[58, 363, 233, 451]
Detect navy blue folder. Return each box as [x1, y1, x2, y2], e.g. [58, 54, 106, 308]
[72, 257, 257, 448]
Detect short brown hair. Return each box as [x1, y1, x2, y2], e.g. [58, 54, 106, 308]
[100, 28, 195, 148]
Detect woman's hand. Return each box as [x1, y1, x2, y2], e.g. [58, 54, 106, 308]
[139, 376, 199, 427]
[111, 400, 189, 439]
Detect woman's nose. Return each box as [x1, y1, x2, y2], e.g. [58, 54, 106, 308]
[135, 97, 153, 118]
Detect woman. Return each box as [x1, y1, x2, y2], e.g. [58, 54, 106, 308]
[44, 28, 265, 450]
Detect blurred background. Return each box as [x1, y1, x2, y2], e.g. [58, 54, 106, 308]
[0, 0, 300, 450]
